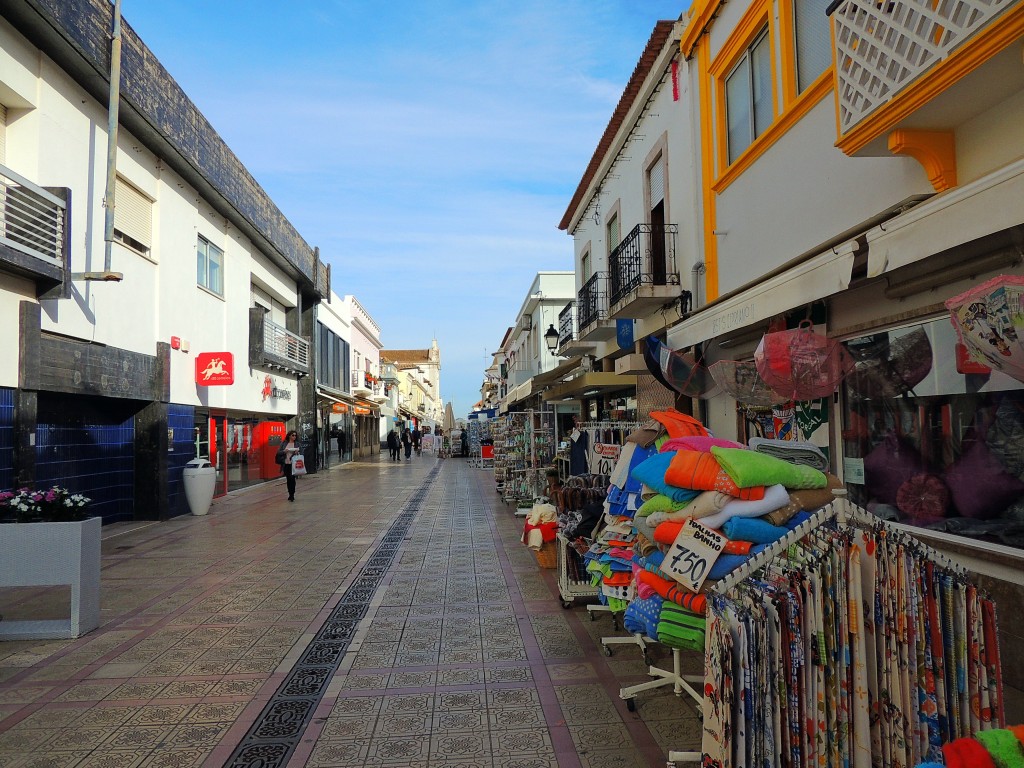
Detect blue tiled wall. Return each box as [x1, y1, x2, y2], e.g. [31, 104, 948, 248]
[35, 401, 135, 524]
[0, 388, 13, 492]
[167, 404, 196, 518]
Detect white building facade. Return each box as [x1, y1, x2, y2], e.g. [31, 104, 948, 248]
[0, 1, 328, 519]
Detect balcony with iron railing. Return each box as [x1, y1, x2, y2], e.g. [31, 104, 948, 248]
[829, 0, 1022, 156]
[576, 272, 616, 341]
[249, 308, 310, 376]
[556, 300, 597, 357]
[0, 163, 69, 295]
[608, 223, 680, 318]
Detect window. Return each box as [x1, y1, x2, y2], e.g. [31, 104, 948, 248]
[251, 283, 287, 327]
[725, 27, 773, 164]
[607, 213, 621, 254]
[113, 177, 153, 257]
[197, 236, 223, 295]
[0, 104, 6, 164]
[581, 249, 591, 282]
[840, 317, 1024, 550]
[793, 0, 832, 93]
[316, 322, 350, 391]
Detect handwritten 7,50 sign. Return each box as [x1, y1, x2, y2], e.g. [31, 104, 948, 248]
[663, 519, 727, 593]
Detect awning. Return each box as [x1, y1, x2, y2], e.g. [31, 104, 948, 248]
[541, 372, 636, 402]
[531, 358, 581, 387]
[667, 240, 858, 350]
[866, 157, 1024, 277]
[503, 380, 533, 407]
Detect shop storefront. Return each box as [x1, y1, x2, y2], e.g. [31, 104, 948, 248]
[193, 411, 286, 497]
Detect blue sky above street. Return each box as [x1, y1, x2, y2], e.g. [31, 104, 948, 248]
[124, 1, 686, 416]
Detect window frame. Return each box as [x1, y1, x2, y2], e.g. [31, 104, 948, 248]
[723, 25, 773, 165]
[196, 234, 224, 297]
[779, 0, 835, 104]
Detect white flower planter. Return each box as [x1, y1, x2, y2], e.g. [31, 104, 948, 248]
[0, 516, 101, 639]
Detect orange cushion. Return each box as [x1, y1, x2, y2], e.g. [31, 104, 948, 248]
[665, 450, 765, 500]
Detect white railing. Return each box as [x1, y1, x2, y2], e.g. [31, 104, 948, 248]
[0, 163, 66, 268]
[832, 0, 1017, 134]
[263, 320, 309, 369]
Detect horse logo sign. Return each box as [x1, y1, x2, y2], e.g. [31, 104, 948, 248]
[195, 352, 234, 386]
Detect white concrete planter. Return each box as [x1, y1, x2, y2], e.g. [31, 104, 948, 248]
[0, 515, 101, 640]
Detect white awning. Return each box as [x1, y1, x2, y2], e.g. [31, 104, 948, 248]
[667, 240, 858, 350]
[866, 157, 1024, 277]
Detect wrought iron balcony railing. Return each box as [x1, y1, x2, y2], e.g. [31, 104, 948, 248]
[608, 223, 680, 307]
[249, 308, 310, 375]
[577, 272, 608, 330]
[558, 302, 575, 347]
[0, 162, 68, 289]
[830, 0, 1017, 136]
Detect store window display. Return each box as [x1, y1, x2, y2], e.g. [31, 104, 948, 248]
[840, 316, 1024, 548]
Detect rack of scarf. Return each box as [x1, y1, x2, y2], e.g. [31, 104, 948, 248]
[691, 496, 1003, 768]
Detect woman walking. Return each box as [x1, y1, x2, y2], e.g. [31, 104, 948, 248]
[401, 428, 413, 460]
[276, 430, 302, 502]
[386, 428, 400, 461]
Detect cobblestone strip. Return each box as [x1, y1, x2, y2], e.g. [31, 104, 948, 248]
[223, 464, 441, 768]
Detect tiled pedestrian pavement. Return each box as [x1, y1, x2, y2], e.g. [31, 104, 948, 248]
[0, 455, 702, 767]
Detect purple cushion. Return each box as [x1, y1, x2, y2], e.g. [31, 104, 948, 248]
[945, 440, 1024, 519]
[863, 433, 925, 505]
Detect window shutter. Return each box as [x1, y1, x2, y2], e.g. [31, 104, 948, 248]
[0, 104, 6, 164]
[795, 0, 832, 92]
[114, 177, 152, 249]
[649, 159, 665, 207]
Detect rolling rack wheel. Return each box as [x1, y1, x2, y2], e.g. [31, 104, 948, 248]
[625, 697, 636, 712]
[602, 644, 613, 657]
[560, 599, 572, 609]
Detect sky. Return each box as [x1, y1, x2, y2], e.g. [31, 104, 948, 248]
[124, 1, 687, 417]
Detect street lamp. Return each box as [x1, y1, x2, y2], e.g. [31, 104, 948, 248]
[544, 324, 559, 352]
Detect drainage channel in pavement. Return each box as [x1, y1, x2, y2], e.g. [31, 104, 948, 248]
[224, 463, 441, 767]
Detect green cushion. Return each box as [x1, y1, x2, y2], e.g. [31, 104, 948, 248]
[710, 446, 827, 489]
[636, 494, 691, 517]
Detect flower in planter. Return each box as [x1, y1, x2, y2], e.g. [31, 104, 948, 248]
[0, 486, 92, 523]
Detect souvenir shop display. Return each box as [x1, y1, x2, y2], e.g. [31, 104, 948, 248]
[492, 410, 555, 512]
[558, 407, 1002, 767]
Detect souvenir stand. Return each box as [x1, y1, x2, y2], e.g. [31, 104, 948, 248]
[492, 410, 555, 514]
[572, 408, 1003, 767]
[551, 474, 609, 607]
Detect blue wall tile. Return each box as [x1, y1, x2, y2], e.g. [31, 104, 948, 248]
[167, 404, 195, 518]
[0, 387, 13, 492]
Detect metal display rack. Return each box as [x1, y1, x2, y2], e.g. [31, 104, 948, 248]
[491, 410, 555, 513]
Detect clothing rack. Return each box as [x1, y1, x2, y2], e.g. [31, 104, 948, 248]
[679, 493, 991, 768]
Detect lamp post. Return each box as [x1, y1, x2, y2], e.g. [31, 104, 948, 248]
[544, 324, 559, 353]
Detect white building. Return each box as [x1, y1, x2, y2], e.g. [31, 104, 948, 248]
[0, 1, 327, 518]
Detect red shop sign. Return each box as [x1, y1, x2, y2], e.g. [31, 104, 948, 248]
[195, 352, 235, 386]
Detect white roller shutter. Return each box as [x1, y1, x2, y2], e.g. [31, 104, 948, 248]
[114, 177, 152, 251]
[649, 158, 664, 206]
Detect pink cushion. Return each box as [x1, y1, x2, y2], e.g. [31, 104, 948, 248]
[660, 436, 743, 453]
[896, 473, 949, 523]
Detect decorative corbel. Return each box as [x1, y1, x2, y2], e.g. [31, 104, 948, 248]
[888, 129, 957, 192]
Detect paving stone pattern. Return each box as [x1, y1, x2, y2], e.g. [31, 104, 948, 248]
[0, 456, 702, 767]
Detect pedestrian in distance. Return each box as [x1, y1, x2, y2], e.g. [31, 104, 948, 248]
[336, 430, 346, 460]
[401, 427, 413, 460]
[412, 425, 422, 456]
[386, 428, 400, 461]
[461, 428, 469, 458]
[276, 430, 302, 502]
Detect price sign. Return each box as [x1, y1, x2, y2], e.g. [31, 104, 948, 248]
[663, 519, 727, 593]
[588, 441, 622, 477]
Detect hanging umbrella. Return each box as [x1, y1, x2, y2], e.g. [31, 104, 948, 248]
[708, 360, 791, 407]
[754, 321, 856, 401]
[845, 327, 933, 399]
[946, 274, 1024, 383]
[643, 336, 719, 398]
